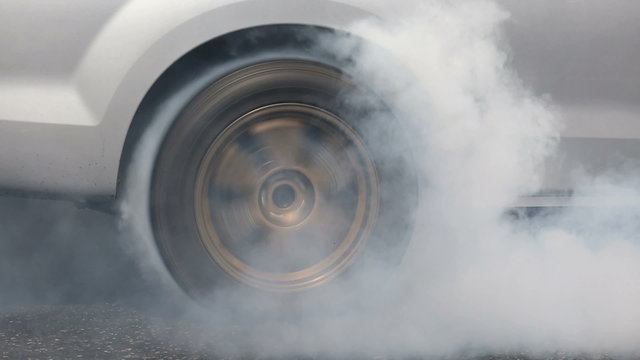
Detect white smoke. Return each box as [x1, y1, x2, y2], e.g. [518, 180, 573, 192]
[304, 0, 640, 356]
[117, 0, 640, 357]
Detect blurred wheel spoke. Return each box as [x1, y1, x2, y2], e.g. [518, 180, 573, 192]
[297, 124, 327, 166]
[212, 184, 252, 205]
[234, 130, 274, 169]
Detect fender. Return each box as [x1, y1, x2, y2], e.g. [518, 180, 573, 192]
[0, 0, 379, 196]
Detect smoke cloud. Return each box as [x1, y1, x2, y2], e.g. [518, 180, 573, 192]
[174, 1, 640, 356]
[300, 0, 640, 356]
[91, 0, 640, 357]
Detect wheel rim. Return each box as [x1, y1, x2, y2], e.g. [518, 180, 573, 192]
[194, 103, 379, 292]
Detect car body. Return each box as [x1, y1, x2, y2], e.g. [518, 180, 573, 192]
[0, 0, 639, 205]
[0, 0, 385, 198]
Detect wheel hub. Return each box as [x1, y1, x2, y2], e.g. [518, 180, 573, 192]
[193, 103, 379, 291]
[259, 169, 315, 227]
[272, 183, 296, 209]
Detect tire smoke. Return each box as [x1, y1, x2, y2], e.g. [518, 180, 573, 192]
[3, 1, 640, 358]
[293, 0, 640, 356]
[116, 0, 640, 357]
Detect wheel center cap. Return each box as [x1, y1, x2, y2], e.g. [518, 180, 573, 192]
[258, 169, 315, 227]
[272, 184, 296, 209]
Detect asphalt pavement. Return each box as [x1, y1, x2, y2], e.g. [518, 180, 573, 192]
[0, 304, 212, 359]
[0, 197, 214, 359]
[0, 197, 630, 360]
[0, 197, 375, 359]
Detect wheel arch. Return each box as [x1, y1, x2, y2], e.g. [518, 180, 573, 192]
[77, 0, 380, 198]
[115, 24, 358, 197]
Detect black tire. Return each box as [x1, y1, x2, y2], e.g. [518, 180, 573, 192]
[147, 28, 418, 311]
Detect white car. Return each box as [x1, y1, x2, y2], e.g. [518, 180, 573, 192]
[1, 0, 638, 301]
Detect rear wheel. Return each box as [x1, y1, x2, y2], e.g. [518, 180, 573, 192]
[193, 101, 379, 291]
[150, 47, 417, 304]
